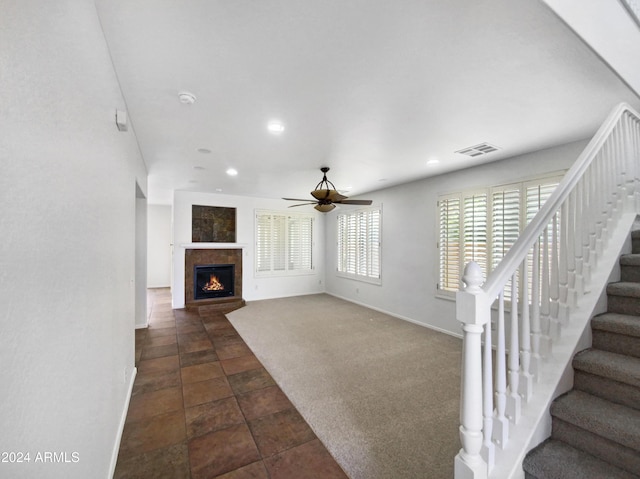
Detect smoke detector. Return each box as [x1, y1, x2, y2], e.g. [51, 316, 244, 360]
[178, 91, 196, 104]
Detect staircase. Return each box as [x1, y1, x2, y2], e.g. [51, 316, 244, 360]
[522, 230, 640, 479]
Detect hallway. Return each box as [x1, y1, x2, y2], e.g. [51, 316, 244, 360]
[114, 289, 347, 478]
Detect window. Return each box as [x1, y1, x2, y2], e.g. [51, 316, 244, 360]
[337, 206, 381, 283]
[437, 174, 562, 295]
[255, 210, 314, 276]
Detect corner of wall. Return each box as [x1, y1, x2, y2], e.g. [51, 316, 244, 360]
[108, 368, 137, 479]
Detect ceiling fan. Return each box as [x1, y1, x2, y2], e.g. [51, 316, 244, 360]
[283, 167, 373, 212]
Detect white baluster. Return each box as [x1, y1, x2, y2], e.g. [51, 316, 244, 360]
[617, 123, 624, 216]
[455, 262, 488, 479]
[581, 175, 592, 290]
[519, 258, 533, 402]
[540, 226, 552, 358]
[549, 213, 561, 340]
[605, 137, 615, 234]
[481, 320, 494, 471]
[635, 118, 640, 209]
[624, 115, 636, 205]
[506, 273, 521, 424]
[558, 200, 570, 325]
[615, 125, 625, 213]
[530, 241, 542, 379]
[566, 190, 578, 308]
[492, 291, 509, 448]
[573, 181, 585, 296]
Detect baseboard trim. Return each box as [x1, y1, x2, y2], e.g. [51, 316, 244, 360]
[326, 292, 463, 339]
[108, 367, 137, 479]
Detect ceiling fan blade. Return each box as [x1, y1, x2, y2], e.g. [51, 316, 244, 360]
[288, 203, 316, 208]
[335, 199, 373, 205]
[283, 197, 315, 202]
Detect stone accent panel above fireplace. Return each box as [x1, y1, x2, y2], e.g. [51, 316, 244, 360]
[192, 205, 236, 243]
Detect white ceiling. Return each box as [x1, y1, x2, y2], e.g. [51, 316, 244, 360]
[95, 0, 640, 205]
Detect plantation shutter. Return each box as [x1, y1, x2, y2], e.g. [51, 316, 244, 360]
[491, 187, 521, 270]
[255, 211, 314, 275]
[463, 193, 488, 277]
[256, 213, 273, 273]
[367, 209, 381, 278]
[288, 215, 313, 270]
[438, 197, 461, 292]
[526, 180, 560, 302]
[337, 214, 347, 273]
[526, 182, 558, 224]
[271, 214, 286, 271]
[437, 173, 563, 298]
[337, 207, 381, 281]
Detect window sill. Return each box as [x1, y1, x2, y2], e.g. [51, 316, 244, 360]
[336, 272, 382, 286]
[255, 270, 316, 279]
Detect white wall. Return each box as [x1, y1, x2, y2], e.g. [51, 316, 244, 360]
[0, 1, 147, 478]
[325, 140, 588, 337]
[147, 204, 172, 288]
[542, 0, 640, 98]
[172, 191, 325, 308]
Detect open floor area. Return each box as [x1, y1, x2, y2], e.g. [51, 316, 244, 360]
[115, 289, 347, 478]
[116, 290, 462, 478]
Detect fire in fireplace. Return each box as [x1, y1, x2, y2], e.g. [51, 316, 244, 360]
[194, 264, 235, 300]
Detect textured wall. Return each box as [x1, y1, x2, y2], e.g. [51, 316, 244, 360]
[0, 1, 147, 477]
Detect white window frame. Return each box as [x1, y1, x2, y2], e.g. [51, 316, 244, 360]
[436, 172, 564, 299]
[255, 209, 315, 277]
[336, 205, 382, 285]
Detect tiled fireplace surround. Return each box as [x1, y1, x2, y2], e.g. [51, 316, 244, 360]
[185, 248, 244, 312]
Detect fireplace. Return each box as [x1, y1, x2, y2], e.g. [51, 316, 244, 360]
[194, 264, 235, 300]
[185, 247, 244, 313]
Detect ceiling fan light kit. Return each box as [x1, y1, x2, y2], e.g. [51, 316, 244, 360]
[283, 167, 373, 213]
[315, 203, 336, 212]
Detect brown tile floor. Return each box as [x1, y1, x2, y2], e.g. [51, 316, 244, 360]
[115, 288, 348, 479]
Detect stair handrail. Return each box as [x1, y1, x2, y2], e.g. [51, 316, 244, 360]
[454, 102, 640, 479]
[483, 102, 637, 299]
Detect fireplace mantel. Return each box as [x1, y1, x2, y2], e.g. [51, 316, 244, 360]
[180, 243, 247, 250]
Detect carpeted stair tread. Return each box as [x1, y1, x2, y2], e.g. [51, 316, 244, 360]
[551, 390, 640, 452]
[573, 349, 640, 389]
[620, 254, 640, 266]
[592, 313, 640, 338]
[607, 282, 640, 298]
[522, 439, 639, 479]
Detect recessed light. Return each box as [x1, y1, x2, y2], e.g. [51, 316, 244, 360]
[196, 148, 211, 154]
[427, 158, 439, 165]
[193, 166, 205, 170]
[178, 91, 196, 104]
[215, 188, 223, 192]
[226, 168, 238, 176]
[267, 120, 285, 134]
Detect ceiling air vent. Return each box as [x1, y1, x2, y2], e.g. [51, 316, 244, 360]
[455, 142, 500, 158]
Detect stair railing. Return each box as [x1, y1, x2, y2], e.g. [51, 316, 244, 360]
[454, 103, 640, 479]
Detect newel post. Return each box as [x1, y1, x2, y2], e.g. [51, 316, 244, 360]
[454, 262, 489, 479]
